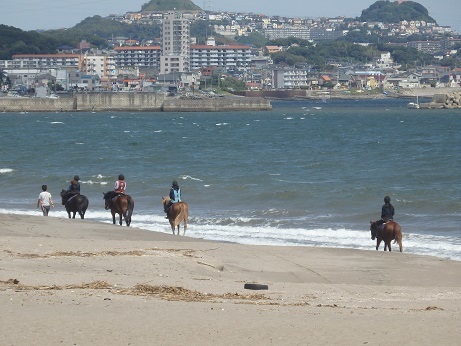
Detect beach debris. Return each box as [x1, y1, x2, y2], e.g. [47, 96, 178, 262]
[120, 284, 268, 303]
[244, 283, 269, 290]
[6, 278, 19, 285]
[197, 261, 224, 271]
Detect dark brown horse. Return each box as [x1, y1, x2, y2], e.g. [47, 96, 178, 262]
[162, 197, 188, 235]
[370, 220, 403, 252]
[103, 192, 134, 226]
[60, 190, 89, 219]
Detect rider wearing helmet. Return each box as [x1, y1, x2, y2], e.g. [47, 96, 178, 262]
[114, 174, 126, 194]
[376, 196, 395, 228]
[67, 175, 81, 195]
[164, 180, 181, 217]
[105, 174, 126, 210]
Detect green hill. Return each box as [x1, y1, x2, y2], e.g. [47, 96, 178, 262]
[140, 0, 202, 12]
[359, 1, 437, 24]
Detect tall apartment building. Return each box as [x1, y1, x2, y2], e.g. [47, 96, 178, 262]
[160, 11, 190, 74]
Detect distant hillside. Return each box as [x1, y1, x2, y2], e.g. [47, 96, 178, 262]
[359, 1, 437, 24]
[140, 0, 202, 12]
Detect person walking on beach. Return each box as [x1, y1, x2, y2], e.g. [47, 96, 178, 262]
[67, 175, 81, 195]
[375, 196, 395, 229]
[164, 180, 181, 217]
[37, 185, 54, 216]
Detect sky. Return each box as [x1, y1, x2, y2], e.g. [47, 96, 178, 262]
[1, 0, 460, 34]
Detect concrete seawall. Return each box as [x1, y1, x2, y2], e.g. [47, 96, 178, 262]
[162, 97, 272, 112]
[0, 93, 271, 112]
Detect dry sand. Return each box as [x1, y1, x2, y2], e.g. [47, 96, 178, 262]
[1, 214, 460, 345]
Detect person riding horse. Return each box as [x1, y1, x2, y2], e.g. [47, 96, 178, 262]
[375, 196, 395, 232]
[164, 180, 181, 217]
[105, 174, 127, 210]
[67, 175, 81, 196]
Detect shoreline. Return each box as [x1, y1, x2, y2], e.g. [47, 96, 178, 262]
[1, 214, 460, 344]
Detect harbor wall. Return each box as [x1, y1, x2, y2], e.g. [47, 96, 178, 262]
[0, 93, 271, 112]
[162, 97, 272, 112]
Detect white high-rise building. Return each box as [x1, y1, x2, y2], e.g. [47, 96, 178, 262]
[160, 11, 190, 74]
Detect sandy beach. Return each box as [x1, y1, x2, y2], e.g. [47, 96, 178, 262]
[1, 214, 460, 345]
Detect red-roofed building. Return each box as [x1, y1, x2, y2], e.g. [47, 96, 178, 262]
[114, 46, 161, 68]
[11, 54, 82, 70]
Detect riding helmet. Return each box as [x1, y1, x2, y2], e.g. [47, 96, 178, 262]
[118, 174, 125, 180]
[384, 196, 391, 203]
[74, 175, 80, 181]
[172, 180, 179, 187]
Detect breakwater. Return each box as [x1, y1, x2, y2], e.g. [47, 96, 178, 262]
[418, 91, 461, 109]
[0, 93, 271, 112]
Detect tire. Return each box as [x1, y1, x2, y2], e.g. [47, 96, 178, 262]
[244, 283, 268, 290]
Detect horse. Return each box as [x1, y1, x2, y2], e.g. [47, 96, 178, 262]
[60, 190, 89, 219]
[162, 197, 188, 235]
[103, 191, 134, 226]
[370, 220, 403, 252]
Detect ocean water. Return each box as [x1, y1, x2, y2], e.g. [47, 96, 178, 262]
[1, 98, 460, 261]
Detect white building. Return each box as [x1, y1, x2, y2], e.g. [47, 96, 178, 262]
[160, 11, 190, 74]
[190, 41, 252, 70]
[114, 46, 161, 68]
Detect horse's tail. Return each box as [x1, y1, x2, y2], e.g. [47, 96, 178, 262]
[393, 225, 403, 253]
[126, 196, 134, 222]
[183, 202, 188, 229]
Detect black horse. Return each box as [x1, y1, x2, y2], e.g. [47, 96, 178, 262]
[60, 190, 89, 219]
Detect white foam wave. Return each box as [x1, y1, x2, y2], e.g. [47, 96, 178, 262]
[50, 122, 65, 124]
[180, 175, 203, 182]
[82, 180, 108, 185]
[1, 209, 460, 262]
[0, 168, 14, 173]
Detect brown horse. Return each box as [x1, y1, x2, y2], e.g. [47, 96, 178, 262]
[162, 197, 188, 235]
[370, 220, 403, 252]
[103, 192, 134, 226]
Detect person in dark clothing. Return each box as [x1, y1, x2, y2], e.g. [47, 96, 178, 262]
[67, 175, 81, 195]
[164, 180, 181, 217]
[375, 196, 395, 228]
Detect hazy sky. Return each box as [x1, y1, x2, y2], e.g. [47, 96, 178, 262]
[1, 0, 459, 33]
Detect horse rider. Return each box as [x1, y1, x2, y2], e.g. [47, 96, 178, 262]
[105, 174, 126, 210]
[67, 175, 81, 196]
[114, 174, 126, 194]
[164, 180, 181, 217]
[375, 196, 395, 231]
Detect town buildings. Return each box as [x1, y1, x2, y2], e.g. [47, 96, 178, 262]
[0, 9, 460, 93]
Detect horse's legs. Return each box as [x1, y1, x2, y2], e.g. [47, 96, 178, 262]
[119, 213, 123, 226]
[376, 238, 381, 251]
[111, 212, 116, 225]
[72, 211, 76, 219]
[67, 211, 71, 219]
[124, 211, 131, 226]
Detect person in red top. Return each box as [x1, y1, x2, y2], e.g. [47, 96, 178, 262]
[114, 174, 126, 194]
[104, 174, 126, 210]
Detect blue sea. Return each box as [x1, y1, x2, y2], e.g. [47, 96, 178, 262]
[1, 98, 460, 261]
